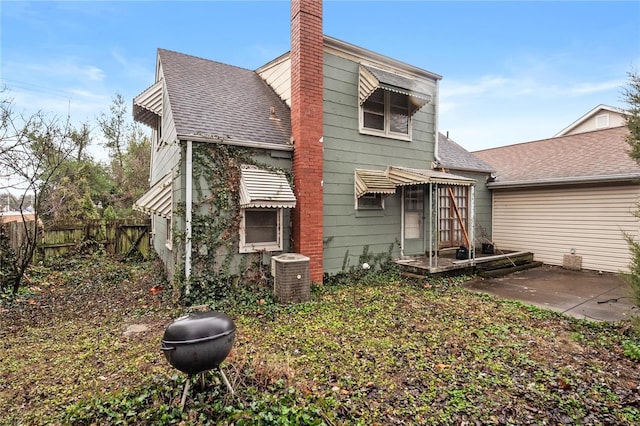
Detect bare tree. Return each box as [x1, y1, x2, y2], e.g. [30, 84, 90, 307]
[97, 93, 128, 170]
[0, 94, 77, 293]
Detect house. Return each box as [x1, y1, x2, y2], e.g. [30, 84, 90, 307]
[435, 132, 495, 247]
[133, 0, 483, 285]
[554, 104, 626, 137]
[474, 108, 639, 273]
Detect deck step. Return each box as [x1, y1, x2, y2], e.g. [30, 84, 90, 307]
[400, 271, 430, 280]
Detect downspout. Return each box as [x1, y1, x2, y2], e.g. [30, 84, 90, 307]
[428, 182, 433, 269]
[433, 80, 442, 165]
[400, 186, 405, 258]
[185, 140, 193, 293]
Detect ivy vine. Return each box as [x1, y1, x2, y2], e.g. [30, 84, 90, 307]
[174, 142, 291, 307]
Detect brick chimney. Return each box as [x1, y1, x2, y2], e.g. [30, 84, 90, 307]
[290, 0, 323, 282]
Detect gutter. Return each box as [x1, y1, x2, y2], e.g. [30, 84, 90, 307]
[178, 134, 294, 152]
[487, 173, 640, 189]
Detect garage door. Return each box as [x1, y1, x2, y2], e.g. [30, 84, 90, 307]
[492, 184, 640, 273]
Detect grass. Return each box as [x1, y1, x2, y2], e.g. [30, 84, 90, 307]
[1, 254, 639, 425]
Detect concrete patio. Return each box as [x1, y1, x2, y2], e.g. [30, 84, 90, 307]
[464, 265, 638, 322]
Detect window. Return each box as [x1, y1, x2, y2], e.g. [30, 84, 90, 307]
[165, 216, 172, 250]
[595, 113, 609, 129]
[240, 208, 283, 253]
[361, 88, 411, 139]
[357, 193, 384, 210]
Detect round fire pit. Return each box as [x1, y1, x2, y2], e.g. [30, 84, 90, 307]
[161, 311, 236, 409]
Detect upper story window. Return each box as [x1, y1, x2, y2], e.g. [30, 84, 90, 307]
[362, 88, 411, 139]
[358, 64, 434, 142]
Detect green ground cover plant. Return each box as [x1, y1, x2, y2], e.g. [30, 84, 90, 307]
[1, 254, 638, 425]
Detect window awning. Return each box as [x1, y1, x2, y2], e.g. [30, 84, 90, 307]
[359, 65, 434, 115]
[133, 175, 172, 218]
[133, 79, 163, 128]
[355, 169, 397, 198]
[386, 166, 475, 186]
[240, 166, 296, 208]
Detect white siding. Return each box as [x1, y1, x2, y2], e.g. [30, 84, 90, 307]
[257, 56, 291, 107]
[492, 185, 640, 273]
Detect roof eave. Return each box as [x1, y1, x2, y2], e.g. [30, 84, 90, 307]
[178, 133, 294, 152]
[487, 174, 640, 189]
[439, 164, 496, 174]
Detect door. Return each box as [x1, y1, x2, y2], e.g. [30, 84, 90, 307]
[403, 185, 426, 255]
[438, 185, 469, 249]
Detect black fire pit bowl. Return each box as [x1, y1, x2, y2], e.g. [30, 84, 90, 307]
[161, 311, 236, 375]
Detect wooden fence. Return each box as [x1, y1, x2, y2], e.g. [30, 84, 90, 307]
[38, 219, 151, 258]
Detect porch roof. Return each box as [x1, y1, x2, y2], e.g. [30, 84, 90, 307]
[387, 166, 476, 186]
[239, 165, 296, 209]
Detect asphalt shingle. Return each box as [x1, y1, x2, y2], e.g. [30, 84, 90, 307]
[473, 126, 639, 184]
[437, 132, 494, 173]
[158, 49, 291, 146]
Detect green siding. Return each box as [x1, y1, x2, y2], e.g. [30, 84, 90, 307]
[187, 147, 294, 277]
[322, 52, 438, 274]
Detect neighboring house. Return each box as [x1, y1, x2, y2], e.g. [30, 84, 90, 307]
[555, 104, 626, 137]
[475, 116, 639, 273]
[133, 0, 480, 285]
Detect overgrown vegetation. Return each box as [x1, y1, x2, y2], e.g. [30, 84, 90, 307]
[1, 88, 150, 294]
[175, 143, 292, 304]
[1, 254, 638, 425]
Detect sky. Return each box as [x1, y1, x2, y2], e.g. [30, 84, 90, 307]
[1, 0, 639, 162]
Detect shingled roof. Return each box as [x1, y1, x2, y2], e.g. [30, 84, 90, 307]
[437, 132, 494, 173]
[158, 49, 291, 146]
[474, 126, 640, 188]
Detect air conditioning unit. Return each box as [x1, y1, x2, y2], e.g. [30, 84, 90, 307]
[271, 253, 310, 303]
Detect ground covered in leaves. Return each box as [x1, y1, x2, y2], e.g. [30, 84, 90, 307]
[1, 254, 639, 425]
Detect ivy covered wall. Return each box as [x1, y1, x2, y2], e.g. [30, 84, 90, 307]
[171, 141, 293, 299]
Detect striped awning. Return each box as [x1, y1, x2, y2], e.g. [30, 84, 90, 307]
[386, 166, 475, 186]
[133, 79, 163, 128]
[355, 169, 397, 198]
[133, 175, 172, 218]
[359, 64, 434, 115]
[239, 166, 296, 208]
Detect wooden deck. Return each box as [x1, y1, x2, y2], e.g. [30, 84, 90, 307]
[396, 250, 536, 277]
